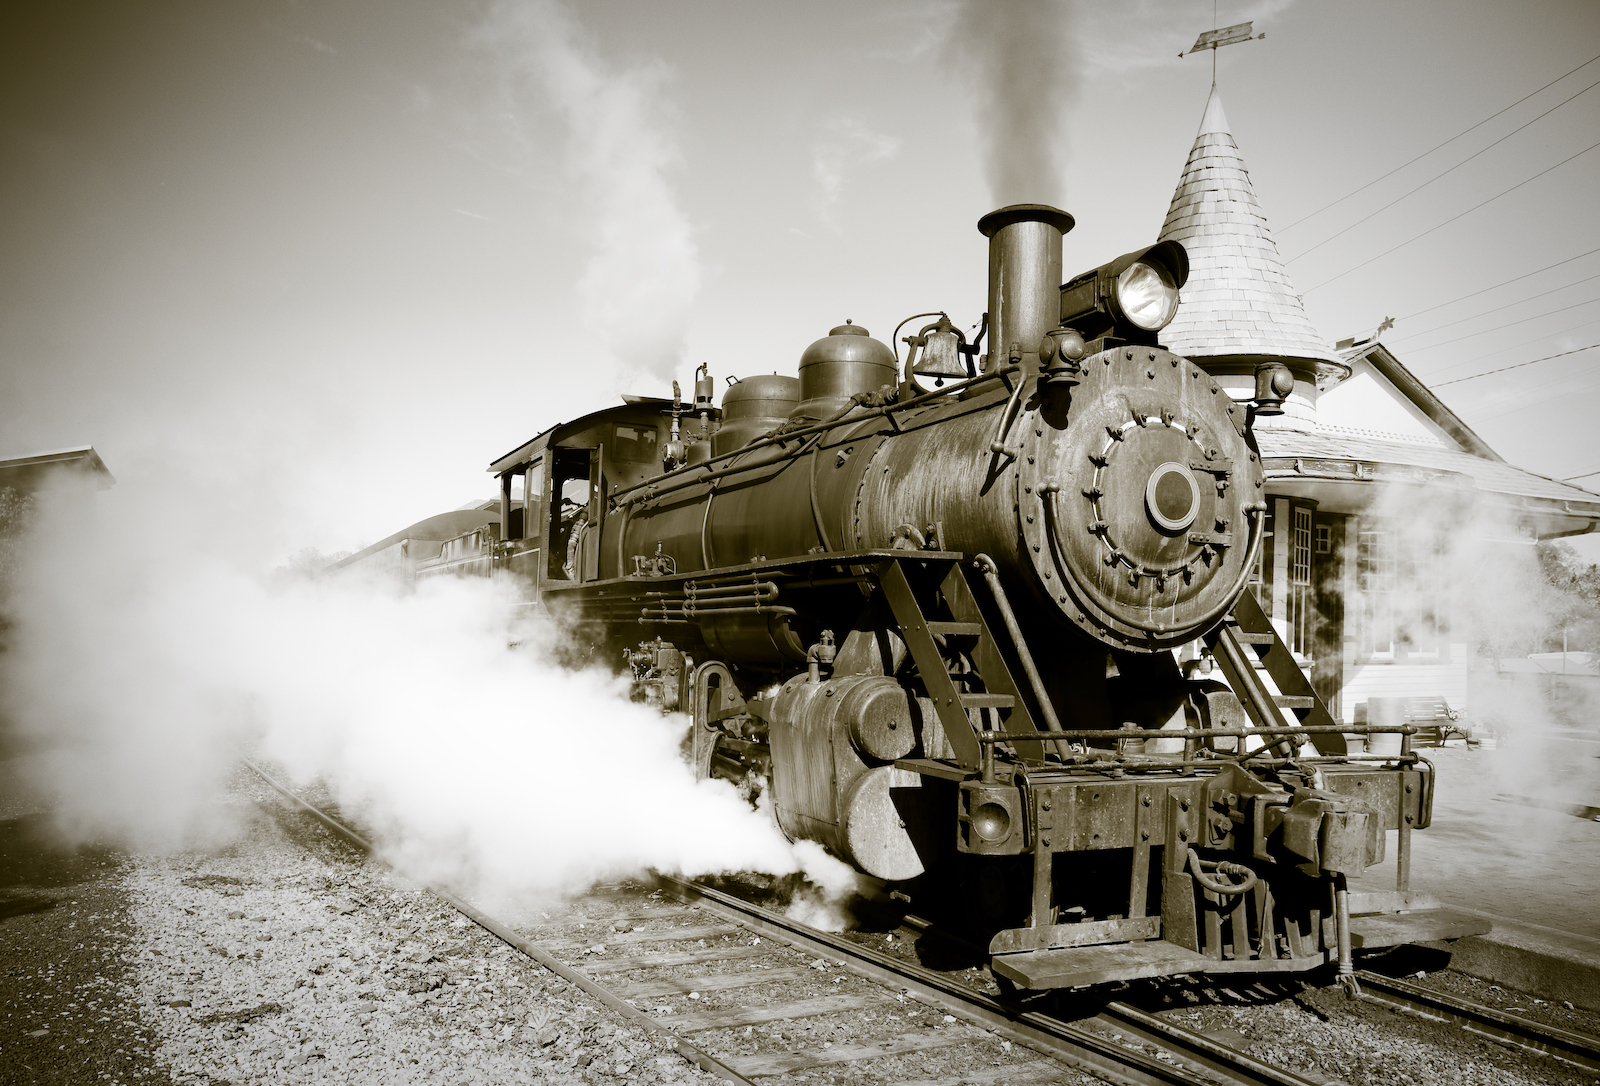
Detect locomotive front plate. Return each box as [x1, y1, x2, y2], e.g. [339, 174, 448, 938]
[1019, 346, 1265, 650]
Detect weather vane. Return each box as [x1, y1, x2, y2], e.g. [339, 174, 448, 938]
[1180, 20, 1266, 90]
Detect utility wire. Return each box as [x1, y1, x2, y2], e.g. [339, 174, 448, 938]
[1392, 271, 1600, 342]
[1457, 354, 1600, 419]
[1279, 51, 1600, 233]
[1304, 138, 1600, 293]
[1433, 343, 1599, 386]
[1287, 75, 1600, 263]
[1396, 247, 1600, 322]
[1565, 468, 1600, 480]
[1397, 296, 1600, 353]
[1472, 348, 1600, 400]
[1421, 314, 1600, 378]
[1476, 373, 1600, 421]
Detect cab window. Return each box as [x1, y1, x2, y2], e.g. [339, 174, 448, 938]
[612, 424, 659, 465]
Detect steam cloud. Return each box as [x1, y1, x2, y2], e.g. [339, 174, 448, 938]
[476, 0, 700, 385]
[946, 0, 1074, 208]
[0, 473, 845, 909]
[1326, 478, 1600, 929]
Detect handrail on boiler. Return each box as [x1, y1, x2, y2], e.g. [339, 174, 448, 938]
[610, 365, 1022, 509]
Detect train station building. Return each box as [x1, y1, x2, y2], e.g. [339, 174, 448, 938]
[1159, 90, 1600, 727]
[0, 445, 115, 561]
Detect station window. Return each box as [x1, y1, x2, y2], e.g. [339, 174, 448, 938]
[1286, 507, 1313, 656]
[1357, 527, 1447, 657]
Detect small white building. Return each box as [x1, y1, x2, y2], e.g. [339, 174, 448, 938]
[1156, 92, 1600, 724]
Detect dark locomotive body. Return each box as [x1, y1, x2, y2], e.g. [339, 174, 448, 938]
[427, 205, 1486, 991]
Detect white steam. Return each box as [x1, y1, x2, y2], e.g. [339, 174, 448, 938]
[0, 473, 842, 906]
[945, 0, 1074, 207]
[1330, 478, 1600, 922]
[475, 0, 700, 385]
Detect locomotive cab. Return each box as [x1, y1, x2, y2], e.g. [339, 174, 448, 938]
[488, 400, 680, 598]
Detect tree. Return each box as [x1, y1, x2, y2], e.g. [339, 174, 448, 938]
[1534, 541, 1600, 661]
[0, 487, 35, 599]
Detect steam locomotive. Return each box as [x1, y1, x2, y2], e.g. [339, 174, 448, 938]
[431, 205, 1486, 992]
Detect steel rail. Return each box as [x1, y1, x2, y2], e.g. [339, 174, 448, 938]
[659, 875, 1325, 1086]
[1355, 970, 1600, 1072]
[239, 759, 754, 1086]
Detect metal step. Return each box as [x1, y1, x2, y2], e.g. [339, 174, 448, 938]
[960, 693, 1015, 710]
[927, 621, 983, 637]
[1274, 695, 1315, 709]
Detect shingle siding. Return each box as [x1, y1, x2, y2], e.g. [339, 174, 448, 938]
[1158, 91, 1342, 367]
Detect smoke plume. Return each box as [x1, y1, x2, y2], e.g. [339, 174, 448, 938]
[945, 0, 1074, 208]
[474, 0, 700, 385]
[0, 472, 846, 908]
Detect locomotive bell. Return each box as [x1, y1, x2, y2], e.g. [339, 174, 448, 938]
[904, 315, 969, 383]
[793, 321, 896, 420]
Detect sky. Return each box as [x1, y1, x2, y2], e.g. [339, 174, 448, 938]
[2, 0, 1598, 566]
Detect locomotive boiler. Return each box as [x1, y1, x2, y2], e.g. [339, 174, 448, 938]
[466, 205, 1486, 992]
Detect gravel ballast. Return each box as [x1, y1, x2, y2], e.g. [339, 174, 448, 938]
[11, 761, 1600, 1086]
[120, 798, 706, 1086]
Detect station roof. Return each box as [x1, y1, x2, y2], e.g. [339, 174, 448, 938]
[1335, 341, 1504, 462]
[1157, 91, 1342, 370]
[0, 445, 115, 492]
[1257, 424, 1600, 513]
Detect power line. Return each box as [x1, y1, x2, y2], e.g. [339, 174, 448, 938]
[1286, 75, 1600, 263]
[1459, 353, 1600, 419]
[1304, 138, 1600, 293]
[1396, 247, 1600, 322]
[1473, 347, 1600, 400]
[1433, 343, 1599, 386]
[1565, 468, 1600, 480]
[1393, 271, 1600, 342]
[1419, 314, 1600, 379]
[1476, 373, 1600, 421]
[1397, 295, 1600, 352]
[1279, 51, 1600, 233]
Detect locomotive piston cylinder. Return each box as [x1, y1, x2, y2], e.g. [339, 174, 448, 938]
[766, 673, 941, 881]
[978, 204, 1076, 372]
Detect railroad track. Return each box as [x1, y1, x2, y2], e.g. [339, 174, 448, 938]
[243, 758, 1323, 1084]
[242, 758, 1600, 1085]
[1353, 970, 1600, 1074]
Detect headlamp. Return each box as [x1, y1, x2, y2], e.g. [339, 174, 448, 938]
[1059, 240, 1190, 342]
[1115, 260, 1180, 331]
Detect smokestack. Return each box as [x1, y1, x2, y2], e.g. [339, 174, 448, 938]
[977, 204, 1074, 372]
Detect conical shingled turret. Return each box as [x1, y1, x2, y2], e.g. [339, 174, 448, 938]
[1158, 91, 1341, 372]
